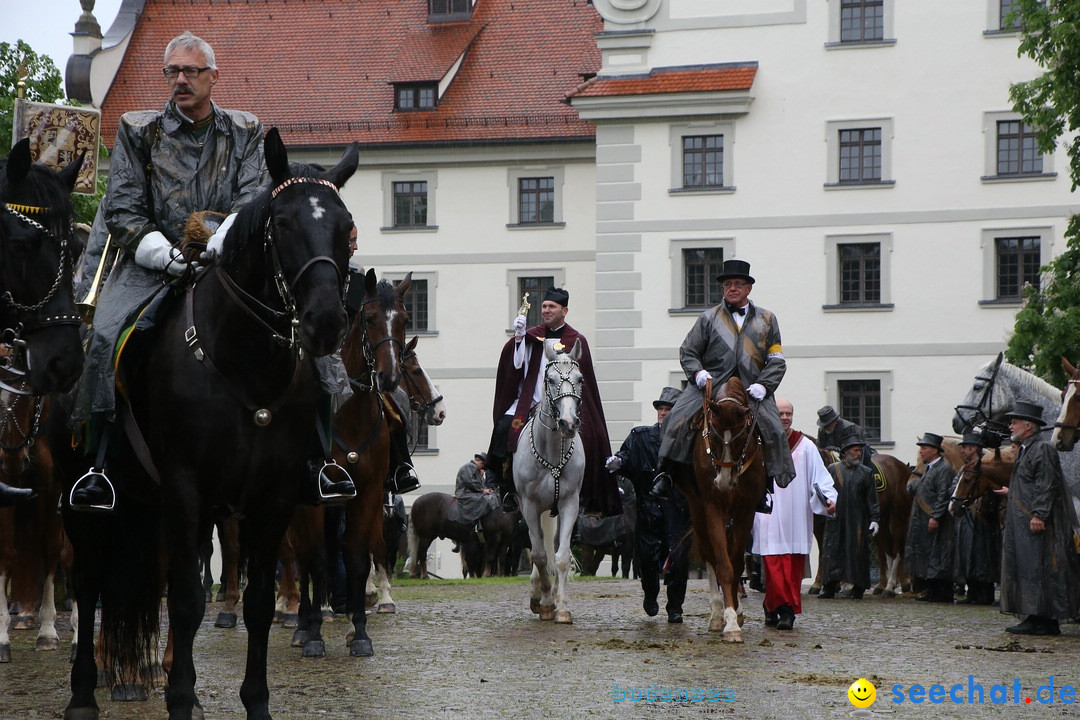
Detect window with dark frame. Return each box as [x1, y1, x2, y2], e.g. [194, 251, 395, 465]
[517, 275, 555, 328]
[838, 243, 881, 304]
[395, 83, 438, 111]
[395, 277, 428, 332]
[683, 248, 725, 308]
[838, 128, 882, 183]
[518, 177, 555, 224]
[429, 0, 470, 21]
[999, 0, 1022, 30]
[413, 423, 430, 452]
[995, 236, 1041, 300]
[996, 120, 1043, 176]
[682, 135, 724, 188]
[840, 0, 884, 42]
[838, 379, 881, 443]
[392, 181, 428, 228]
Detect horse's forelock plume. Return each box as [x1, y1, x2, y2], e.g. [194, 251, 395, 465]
[219, 187, 271, 267]
[0, 161, 75, 238]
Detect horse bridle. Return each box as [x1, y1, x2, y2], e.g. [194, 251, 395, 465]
[1053, 378, 1080, 434]
[953, 358, 1007, 438]
[948, 460, 989, 511]
[700, 379, 760, 477]
[529, 355, 582, 510]
[348, 295, 405, 394]
[0, 389, 44, 453]
[400, 345, 443, 418]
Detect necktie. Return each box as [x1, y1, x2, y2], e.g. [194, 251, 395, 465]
[727, 304, 746, 316]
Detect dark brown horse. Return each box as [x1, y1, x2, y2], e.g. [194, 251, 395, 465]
[672, 376, 766, 641]
[407, 492, 518, 579]
[575, 476, 636, 578]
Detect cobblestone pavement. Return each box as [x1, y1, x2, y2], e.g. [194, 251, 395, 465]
[1, 577, 1078, 719]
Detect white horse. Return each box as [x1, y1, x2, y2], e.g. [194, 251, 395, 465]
[513, 339, 585, 624]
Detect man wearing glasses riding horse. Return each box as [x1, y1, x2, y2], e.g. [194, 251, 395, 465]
[651, 259, 795, 514]
[70, 31, 354, 510]
[488, 287, 621, 517]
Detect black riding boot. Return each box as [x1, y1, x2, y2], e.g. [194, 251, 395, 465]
[0, 479, 37, 507]
[650, 458, 674, 499]
[301, 459, 356, 506]
[755, 477, 775, 515]
[386, 426, 420, 494]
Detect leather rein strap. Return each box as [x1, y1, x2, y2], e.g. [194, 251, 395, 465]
[700, 378, 761, 477]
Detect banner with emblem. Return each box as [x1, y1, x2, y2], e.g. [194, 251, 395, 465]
[11, 99, 100, 195]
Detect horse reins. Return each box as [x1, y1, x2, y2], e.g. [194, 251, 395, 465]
[529, 355, 582, 511]
[700, 378, 761, 478]
[1053, 378, 1080, 434]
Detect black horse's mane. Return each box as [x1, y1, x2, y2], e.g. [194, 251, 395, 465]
[0, 161, 76, 239]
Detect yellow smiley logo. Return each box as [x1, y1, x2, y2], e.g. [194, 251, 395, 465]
[847, 678, 876, 709]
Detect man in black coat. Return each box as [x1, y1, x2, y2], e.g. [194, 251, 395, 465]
[819, 429, 880, 599]
[607, 387, 691, 623]
[905, 432, 955, 603]
[815, 406, 863, 451]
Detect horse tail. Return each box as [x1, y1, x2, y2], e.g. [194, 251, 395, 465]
[98, 502, 162, 687]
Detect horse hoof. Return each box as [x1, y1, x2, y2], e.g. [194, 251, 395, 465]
[12, 615, 34, 630]
[191, 704, 206, 720]
[873, 586, 884, 595]
[36, 635, 59, 651]
[273, 610, 285, 624]
[883, 589, 896, 599]
[365, 592, 377, 609]
[538, 605, 556, 621]
[215, 590, 225, 603]
[723, 630, 744, 644]
[302, 639, 326, 658]
[807, 585, 821, 596]
[350, 639, 374, 657]
[0, 643, 10, 663]
[97, 669, 112, 687]
[151, 663, 167, 684]
[214, 612, 237, 628]
[376, 603, 397, 614]
[708, 618, 725, 633]
[555, 610, 573, 624]
[530, 597, 542, 615]
[110, 683, 148, 702]
[322, 609, 335, 622]
[290, 629, 308, 648]
[62, 707, 100, 720]
[282, 613, 299, 629]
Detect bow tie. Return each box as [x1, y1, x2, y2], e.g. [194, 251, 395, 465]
[727, 304, 746, 316]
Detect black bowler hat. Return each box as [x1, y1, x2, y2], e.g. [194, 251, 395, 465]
[817, 405, 839, 428]
[653, 386, 681, 409]
[839, 429, 864, 453]
[958, 432, 983, 447]
[715, 259, 755, 284]
[916, 432, 945, 452]
[1004, 401, 1045, 426]
[474, 452, 488, 463]
[543, 287, 569, 306]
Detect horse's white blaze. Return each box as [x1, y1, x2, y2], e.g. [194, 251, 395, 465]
[308, 195, 325, 220]
[1052, 380, 1077, 448]
[417, 364, 446, 424]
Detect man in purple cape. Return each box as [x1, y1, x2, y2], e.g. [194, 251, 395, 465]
[487, 287, 621, 517]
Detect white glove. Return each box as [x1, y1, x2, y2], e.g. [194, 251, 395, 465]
[513, 314, 527, 336]
[695, 370, 711, 389]
[134, 231, 190, 277]
[747, 383, 766, 401]
[869, 521, 879, 537]
[200, 212, 237, 263]
[605, 456, 622, 473]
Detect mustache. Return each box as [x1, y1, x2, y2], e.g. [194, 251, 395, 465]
[173, 87, 194, 97]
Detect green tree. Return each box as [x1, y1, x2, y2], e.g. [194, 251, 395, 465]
[1005, 1, 1080, 386]
[0, 40, 105, 225]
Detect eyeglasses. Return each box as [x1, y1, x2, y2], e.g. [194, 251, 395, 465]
[722, 280, 750, 289]
[163, 65, 213, 79]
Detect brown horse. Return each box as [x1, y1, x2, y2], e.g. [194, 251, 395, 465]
[0, 392, 63, 662]
[672, 376, 766, 641]
[407, 491, 518, 578]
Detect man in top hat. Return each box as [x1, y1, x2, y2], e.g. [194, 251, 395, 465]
[488, 288, 620, 517]
[651, 259, 795, 513]
[606, 387, 692, 623]
[819, 428, 879, 600]
[998, 401, 1080, 635]
[754, 398, 836, 629]
[815, 406, 864, 452]
[952, 431, 1000, 606]
[905, 432, 955, 603]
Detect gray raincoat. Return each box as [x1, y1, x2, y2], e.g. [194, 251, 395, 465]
[821, 462, 880, 589]
[658, 302, 795, 486]
[448, 460, 498, 525]
[999, 436, 1080, 620]
[904, 457, 955, 581]
[75, 101, 267, 420]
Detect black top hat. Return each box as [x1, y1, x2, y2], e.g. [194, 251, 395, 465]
[816, 405, 839, 428]
[715, 259, 755, 285]
[838, 429, 864, 452]
[1004, 401, 1045, 426]
[958, 432, 983, 447]
[653, 386, 681, 409]
[916, 432, 945, 452]
[474, 452, 488, 463]
[543, 287, 569, 306]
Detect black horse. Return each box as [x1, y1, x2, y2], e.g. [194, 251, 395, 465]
[0, 138, 85, 395]
[60, 128, 359, 720]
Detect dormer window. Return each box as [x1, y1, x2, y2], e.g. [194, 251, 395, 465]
[395, 83, 438, 111]
[428, 0, 472, 23]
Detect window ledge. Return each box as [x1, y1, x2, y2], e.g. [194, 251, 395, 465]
[983, 28, 1020, 38]
[978, 298, 1024, 307]
[824, 39, 897, 50]
[821, 303, 895, 312]
[669, 186, 736, 196]
[412, 448, 440, 456]
[668, 306, 711, 316]
[981, 172, 1057, 184]
[824, 180, 896, 190]
[407, 330, 439, 338]
[506, 222, 566, 230]
[380, 225, 439, 233]
[869, 441, 895, 450]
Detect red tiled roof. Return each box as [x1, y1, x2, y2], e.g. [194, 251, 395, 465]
[569, 63, 758, 99]
[100, 0, 602, 148]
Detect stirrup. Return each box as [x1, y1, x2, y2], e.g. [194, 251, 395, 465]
[69, 468, 116, 513]
[501, 492, 520, 513]
[318, 461, 356, 504]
